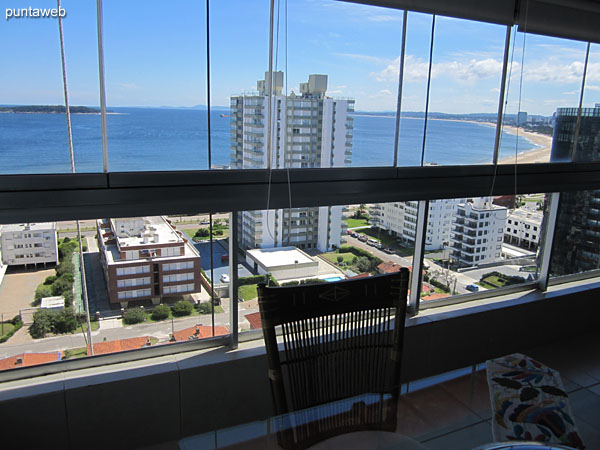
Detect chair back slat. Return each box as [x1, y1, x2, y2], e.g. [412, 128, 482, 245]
[258, 270, 409, 449]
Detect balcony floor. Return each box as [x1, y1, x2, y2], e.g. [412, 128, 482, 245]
[154, 331, 600, 450]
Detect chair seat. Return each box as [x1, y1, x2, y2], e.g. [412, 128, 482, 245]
[309, 431, 430, 450]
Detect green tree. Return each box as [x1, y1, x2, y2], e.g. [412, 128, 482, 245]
[151, 304, 170, 321]
[356, 256, 371, 273]
[123, 307, 147, 324]
[30, 309, 54, 338]
[337, 255, 344, 264]
[34, 284, 52, 303]
[172, 300, 193, 317]
[51, 274, 74, 296]
[194, 228, 210, 238]
[197, 302, 213, 314]
[56, 259, 74, 276]
[53, 309, 77, 334]
[43, 275, 57, 285]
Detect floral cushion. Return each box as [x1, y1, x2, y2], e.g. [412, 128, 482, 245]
[486, 353, 585, 449]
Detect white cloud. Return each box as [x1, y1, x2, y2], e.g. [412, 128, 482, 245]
[586, 84, 600, 91]
[378, 89, 393, 96]
[335, 53, 392, 66]
[371, 55, 503, 83]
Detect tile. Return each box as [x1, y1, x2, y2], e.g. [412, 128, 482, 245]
[573, 417, 600, 450]
[396, 384, 482, 442]
[588, 383, 600, 397]
[421, 421, 493, 450]
[569, 388, 600, 429]
[440, 370, 491, 420]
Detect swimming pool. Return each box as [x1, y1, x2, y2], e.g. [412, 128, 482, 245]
[323, 276, 343, 282]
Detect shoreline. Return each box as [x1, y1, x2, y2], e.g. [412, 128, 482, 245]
[498, 124, 552, 164]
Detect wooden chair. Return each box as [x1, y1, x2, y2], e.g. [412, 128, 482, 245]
[257, 270, 409, 449]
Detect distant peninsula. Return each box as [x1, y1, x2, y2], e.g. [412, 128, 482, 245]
[0, 105, 107, 114]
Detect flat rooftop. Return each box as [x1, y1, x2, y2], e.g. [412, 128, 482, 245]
[509, 208, 543, 223]
[112, 216, 182, 248]
[0, 222, 57, 232]
[247, 246, 315, 268]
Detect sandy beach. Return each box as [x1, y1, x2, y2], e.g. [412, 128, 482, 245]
[497, 125, 552, 164]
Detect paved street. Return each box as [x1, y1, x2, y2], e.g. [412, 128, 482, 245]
[344, 235, 413, 267]
[0, 300, 259, 359]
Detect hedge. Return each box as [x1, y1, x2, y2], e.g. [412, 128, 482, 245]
[480, 271, 526, 286]
[339, 245, 382, 265]
[238, 274, 279, 287]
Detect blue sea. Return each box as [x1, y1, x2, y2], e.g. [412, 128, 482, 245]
[0, 107, 537, 174]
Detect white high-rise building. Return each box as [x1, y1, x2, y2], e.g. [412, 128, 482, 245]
[450, 197, 507, 267]
[371, 199, 465, 251]
[231, 72, 354, 252]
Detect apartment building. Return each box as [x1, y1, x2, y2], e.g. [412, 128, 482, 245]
[372, 199, 465, 251]
[504, 207, 543, 250]
[0, 222, 58, 267]
[230, 72, 353, 252]
[97, 216, 201, 307]
[450, 198, 508, 267]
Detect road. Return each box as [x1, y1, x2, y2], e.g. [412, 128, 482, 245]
[0, 299, 260, 359]
[344, 235, 412, 267]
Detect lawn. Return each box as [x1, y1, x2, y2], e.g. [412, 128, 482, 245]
[322, 252, 356, 265]
[346, 218, 370, 228]
[69, 320, 100, 334]
[239, 284, 258, 301]
[357, 227, 399, 248]
[63, 347, 88, 359]
[183, 227, 230, 241]
[0, 322, 17, 341]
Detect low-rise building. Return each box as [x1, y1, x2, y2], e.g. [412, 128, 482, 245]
[0, 222, 58, 267]
[504, 208, 543, 250]
[0, 352, 62, 372]
[246, 246, 318, 281]
[450, 198, 507, 267]
[97, 216, 202, 307]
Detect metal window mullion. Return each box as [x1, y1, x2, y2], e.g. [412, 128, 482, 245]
[393, 10, 408, 168]
[229, 211, 239, 349]
[492, 25, 513, 165]
[571, 42, 591, 162]
[409, 200, 428, 315]
[95, 0, 109, 173]
[537, 192, 560, 291]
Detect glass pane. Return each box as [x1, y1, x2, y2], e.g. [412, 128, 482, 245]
[210, 0, 270, 170]
[373, 195, 546, 304]
[550, 190, 600, 278]
[0, 213, 228, 370]
[500, 31, 588, 164]
[0, 1, 98, 174]
[397, 12, 434, 167]
[423, 18, 506, 165]
[102, 1, 208, 171]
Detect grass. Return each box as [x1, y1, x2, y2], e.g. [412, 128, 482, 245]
[63, 347, 88, 359]
[322, 252, 356, 265]
[476, 280, 497, 290]
[346, 218, 370, 228]
[481, 275, 505, 288]
[239, 284, 258, 301]
[0, 322, 16, 338]
[69, 320, 100, 334]
[182, 227, 230, 241]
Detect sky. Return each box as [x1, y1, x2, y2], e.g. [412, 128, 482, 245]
[0, 0, 598, 115]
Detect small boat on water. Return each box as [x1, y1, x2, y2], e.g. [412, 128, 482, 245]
[220, 114, 228, 117]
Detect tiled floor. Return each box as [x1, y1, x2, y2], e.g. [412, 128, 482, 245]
[173, 331, 600, 450]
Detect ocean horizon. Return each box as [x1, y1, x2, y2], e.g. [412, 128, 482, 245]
[0, 107, 538, 174]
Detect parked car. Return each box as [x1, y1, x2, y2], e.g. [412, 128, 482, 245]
[201, 220, 210, 225]
[465, 284, 479, 292]
[358, 235, 368, 242]
[220, 273, 230, 283]
[383, 247, 394, 254]
[347, 229, 354, 235]
[367, 239, 378, 246]
[351, 232, 358, 238]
